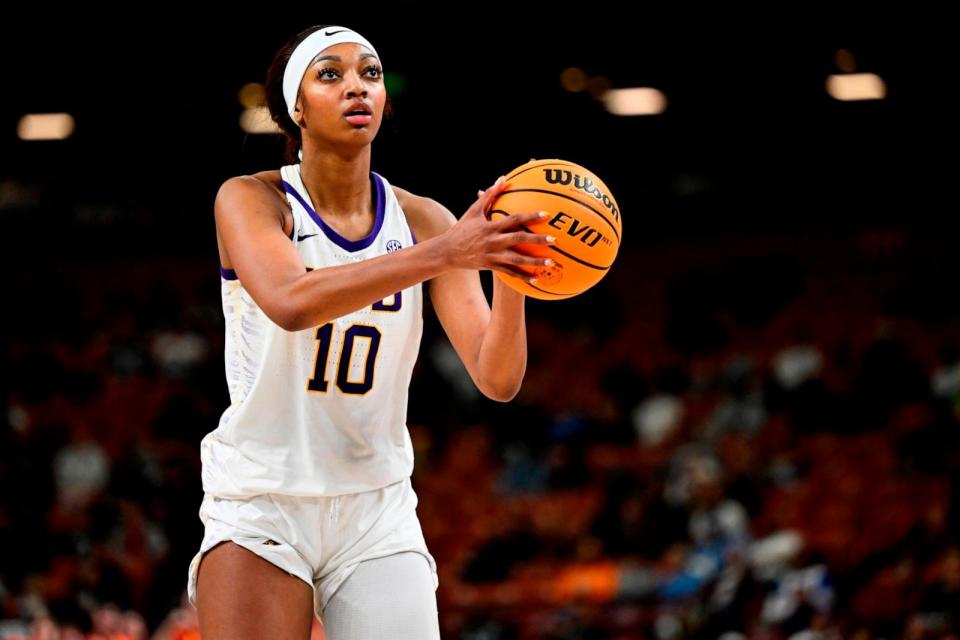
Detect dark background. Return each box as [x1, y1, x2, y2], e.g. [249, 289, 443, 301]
[1, 5, 952, 256]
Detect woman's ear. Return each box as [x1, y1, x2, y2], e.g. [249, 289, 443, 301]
[294, 100, 305, 127]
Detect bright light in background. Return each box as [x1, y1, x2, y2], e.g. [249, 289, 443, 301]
[17, 113, 75, 140]
[827, 49, 885, 102]
[239, 106, 281, 134]
[560, 67, 588, 93]
[238, 83, 266, 108]
[603, 88, 668, 116]
[826, 73, 887, 101]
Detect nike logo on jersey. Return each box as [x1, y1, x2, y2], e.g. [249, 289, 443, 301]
[324, 29, 347, 36]
[297, 233, 318, 242]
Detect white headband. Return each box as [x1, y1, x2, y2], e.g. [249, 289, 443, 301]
[282, 26, 381, 123]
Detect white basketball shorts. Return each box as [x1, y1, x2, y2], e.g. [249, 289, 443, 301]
[186, 476, 439, 621]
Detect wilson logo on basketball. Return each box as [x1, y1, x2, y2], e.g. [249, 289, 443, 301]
[543, 169, 621, 223]
[547, 211, 610, 247]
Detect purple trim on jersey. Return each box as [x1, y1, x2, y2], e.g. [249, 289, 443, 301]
[410, 230, 417, 245]
[282, 172, 386, 252]
[220, 266, 238, 280]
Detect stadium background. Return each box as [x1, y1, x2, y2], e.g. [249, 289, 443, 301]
[1, 6, 957, 639]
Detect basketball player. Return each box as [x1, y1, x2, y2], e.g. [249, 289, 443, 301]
[187, 25, 556, 639]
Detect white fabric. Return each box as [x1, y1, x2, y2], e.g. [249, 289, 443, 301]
[323, 552, 441, 639]
[201, 165, 422, 498]
[283, 26, 381, 121]
[187, 476, 438, 620]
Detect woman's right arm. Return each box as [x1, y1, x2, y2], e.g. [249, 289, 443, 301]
[215, 175, 549, 331]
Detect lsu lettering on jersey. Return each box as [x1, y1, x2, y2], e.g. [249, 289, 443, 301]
[201, 164, 423, 498]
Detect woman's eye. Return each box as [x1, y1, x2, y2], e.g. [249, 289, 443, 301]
[365, 66, 382, 78]
[317, 68, 339, 80]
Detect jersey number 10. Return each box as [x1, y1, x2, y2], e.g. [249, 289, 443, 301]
[306, 291, 401, 396]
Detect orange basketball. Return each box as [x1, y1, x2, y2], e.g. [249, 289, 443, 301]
[488, 159, 622, 300]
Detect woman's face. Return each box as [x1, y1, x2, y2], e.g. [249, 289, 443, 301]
[295, 42, 386, 146]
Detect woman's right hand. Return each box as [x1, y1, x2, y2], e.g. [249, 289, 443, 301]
[439, 178, 557, 281]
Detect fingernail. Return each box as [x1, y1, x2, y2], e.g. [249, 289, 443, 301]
[477, 189, 484, 197]
[495, 175, 505, 185]
[546, 235, 556, 243]
[529, 158, 537, 162]
[539, 211, 549, 218]
[543, 259, 554, 266]
[528, 278, 538, 284]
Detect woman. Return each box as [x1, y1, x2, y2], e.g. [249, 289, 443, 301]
[188, 25, 555, 639]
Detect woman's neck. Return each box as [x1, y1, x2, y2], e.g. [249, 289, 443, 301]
[298, 146, 372, 218]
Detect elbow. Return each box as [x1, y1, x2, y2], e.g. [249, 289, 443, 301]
[269, 309, 299, 332]
[480, 378, 523, 403]
[275, 313, 303, 333]
[476, 359, 527, 402]
[269, 293, 331, 332]
[268, 300, 311, 333]
[266, 280, 328, 332]
[278, 309, 325, 333]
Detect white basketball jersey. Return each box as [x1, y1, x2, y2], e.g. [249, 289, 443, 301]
[201, 164, 423, 498]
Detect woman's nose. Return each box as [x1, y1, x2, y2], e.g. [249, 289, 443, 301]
[344, 71, 367, 97]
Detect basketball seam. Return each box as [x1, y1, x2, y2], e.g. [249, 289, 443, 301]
[512, 222, 610, 270]
[522, 279, 576, 297]
[496, 188, 621, 242]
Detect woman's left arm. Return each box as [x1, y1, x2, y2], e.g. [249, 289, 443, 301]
[397, 185, 546, 402]
[437, 264, 528, 402]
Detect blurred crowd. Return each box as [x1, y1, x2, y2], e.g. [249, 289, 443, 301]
[2, 226, 959, 639]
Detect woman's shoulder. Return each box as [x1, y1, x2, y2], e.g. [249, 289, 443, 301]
[215, 170, 288, 213]
[218, 170, 285, 198]
[214, 170, 292, 239]
[391, 184, 456, 243]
